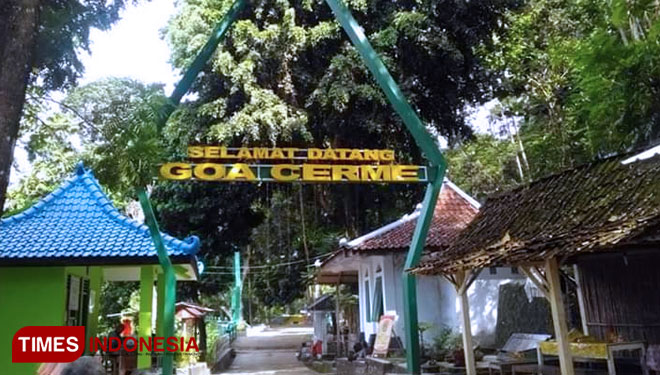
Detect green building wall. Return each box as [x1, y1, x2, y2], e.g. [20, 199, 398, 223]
[0, 266, 102, 375]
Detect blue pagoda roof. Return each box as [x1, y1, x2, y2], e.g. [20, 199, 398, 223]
[0, 163, 200, 265]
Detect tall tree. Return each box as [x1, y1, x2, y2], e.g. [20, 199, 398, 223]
[481, 0, 660, 178]
[0, 1, 40, 214]
[5, 78, 167, 214]
[159, 0, 517, 307]
[0, 0, 138, 213]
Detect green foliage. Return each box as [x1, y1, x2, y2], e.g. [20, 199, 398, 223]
[567, 16, 660, 155]
[481, 0, 660, 179]
[446, 134, 520, 199]
[432, 326, 462, 357]
[6, 78, 168, 212]
[64, 78, 169, 191]
[165, 0, 515, 147]
[98, 281, 139, 334]
[156, 0, 517, 308]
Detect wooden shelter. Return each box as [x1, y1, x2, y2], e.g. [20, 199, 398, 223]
[413, 150, 660, 375]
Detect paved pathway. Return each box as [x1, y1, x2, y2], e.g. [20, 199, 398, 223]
[220, 326, 317, 375]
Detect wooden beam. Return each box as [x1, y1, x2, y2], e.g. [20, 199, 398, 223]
[545, 257, 575, 375]
[519, 266, 550, 300]
[458, 269, 479, 296]
[454, 270, 477, 375]
[443, 274, 456, 287]
[336, 272, 341, 357]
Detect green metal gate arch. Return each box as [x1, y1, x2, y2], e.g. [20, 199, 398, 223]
[138, 1, 448, 374]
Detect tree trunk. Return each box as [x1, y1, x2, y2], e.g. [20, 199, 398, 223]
[0, 0, 40, 213]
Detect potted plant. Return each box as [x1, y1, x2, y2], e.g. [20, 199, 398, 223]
[432, 327, 457, 362]
[449, 334, 465, 367]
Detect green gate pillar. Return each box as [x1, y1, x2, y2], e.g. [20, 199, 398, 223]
[139, 266, 155, 369]
[402, 171, 444, 372]
[138, 189, 177, 375]
[232, 251, 242, 324]
[325, 1, 447, 373]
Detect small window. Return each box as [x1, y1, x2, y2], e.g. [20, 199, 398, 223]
[66, 275, 89, 327]
[489, 267, 497, 275]
[363, 278, 371, 322]
[511, 267, 519, 274]
[370, 276, 384, 322]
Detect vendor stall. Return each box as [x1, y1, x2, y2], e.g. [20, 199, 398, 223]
[413, 148, 660, 375]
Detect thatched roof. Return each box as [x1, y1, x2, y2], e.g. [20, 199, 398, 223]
[413, 152, 660, 275]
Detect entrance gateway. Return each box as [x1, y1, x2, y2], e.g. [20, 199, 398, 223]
[137, 0, 449, 374]
[161, 146, 430, 183]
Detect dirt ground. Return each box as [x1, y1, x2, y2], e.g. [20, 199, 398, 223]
[219, 326, 318, 375]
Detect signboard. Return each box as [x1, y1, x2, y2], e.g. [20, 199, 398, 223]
[372, 314, 396, 357]
[160, 146, 428, 183]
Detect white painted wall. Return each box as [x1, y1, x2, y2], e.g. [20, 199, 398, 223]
[465, 278, 525, 347]
[390, 254, 458, 344]
[356, 254, 457, 347]
[355, 254, 526, 349]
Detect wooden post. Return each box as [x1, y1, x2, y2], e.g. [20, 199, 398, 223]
[455, 271, 477, 375]
[545, 257, 575, 375]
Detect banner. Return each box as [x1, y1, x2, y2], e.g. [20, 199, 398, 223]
[160, 146, 428, 183]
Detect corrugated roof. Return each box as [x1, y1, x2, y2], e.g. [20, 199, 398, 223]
[0, 163, 200, 264]
[343, 180, 479, 253]
[413, 152, 660, 275]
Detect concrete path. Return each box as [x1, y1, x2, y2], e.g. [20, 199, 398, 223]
[219, 326, 317, 375]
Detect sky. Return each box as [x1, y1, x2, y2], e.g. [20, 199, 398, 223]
[9, 0, 494, 186]
[10, 0, 179, 186]
[79, 0, 179, 92]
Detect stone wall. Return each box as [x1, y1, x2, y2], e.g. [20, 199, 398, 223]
[494, 282, 552, 347]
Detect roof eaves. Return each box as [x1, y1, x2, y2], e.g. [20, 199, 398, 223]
[1, 163, 201, 258]
[81, 165, 201, 256]
[345, 208, 421, 248]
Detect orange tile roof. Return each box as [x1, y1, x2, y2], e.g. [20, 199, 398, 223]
[347, 181, 479, 253]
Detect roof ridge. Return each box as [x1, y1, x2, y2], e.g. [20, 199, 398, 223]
[443, 179, 481, 209]
[486, 153, 633, 201]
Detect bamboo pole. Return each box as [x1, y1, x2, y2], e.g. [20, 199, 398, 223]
[573, 264, 589, 335]
[545, 257, 575, 375]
